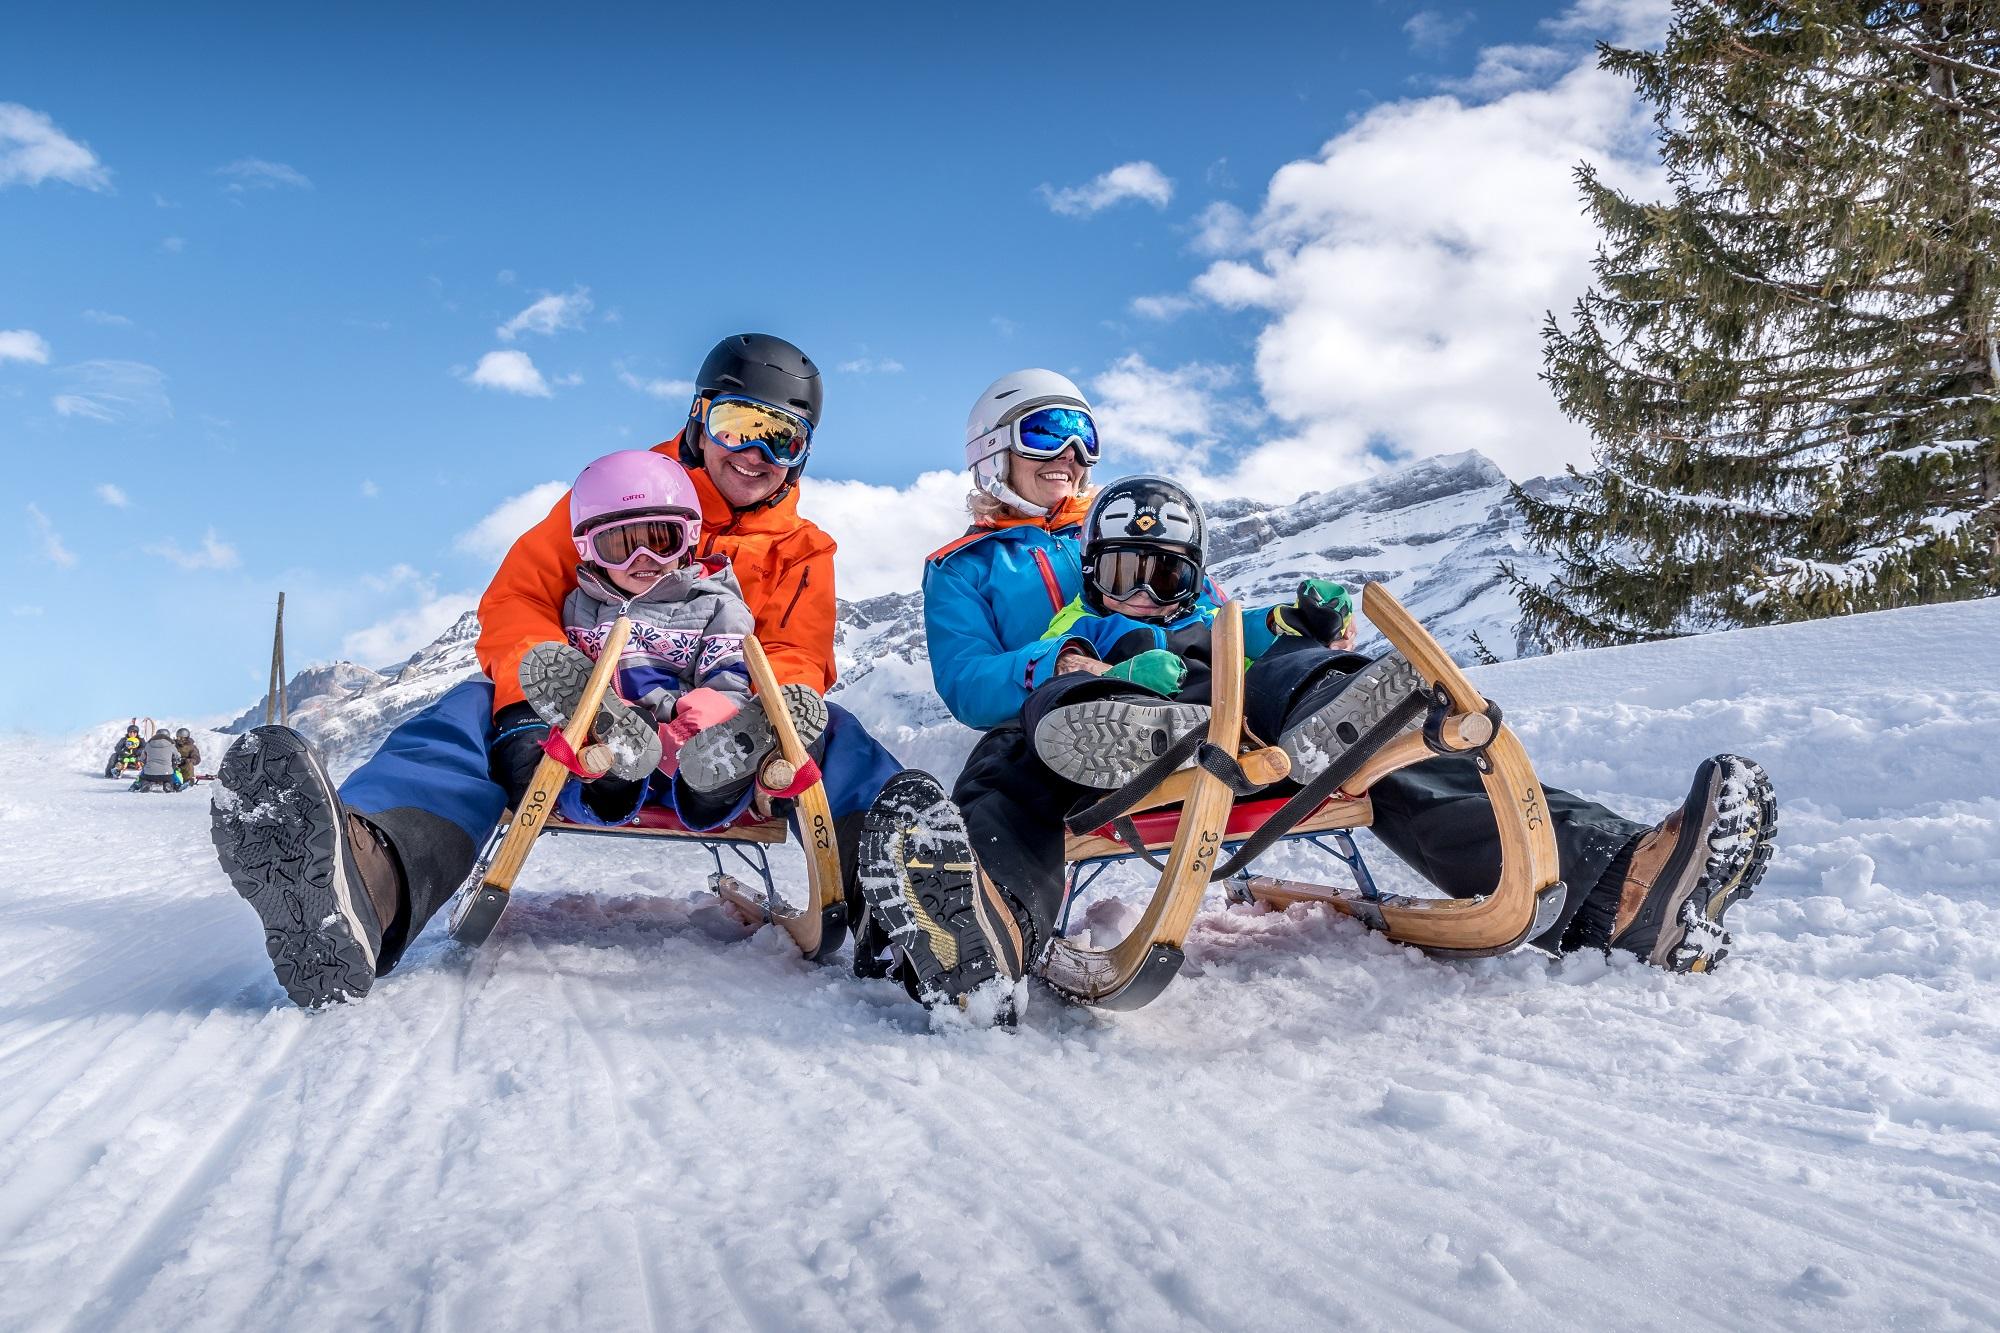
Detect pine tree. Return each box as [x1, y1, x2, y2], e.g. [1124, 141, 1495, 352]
[1512, 0, 2000, 649]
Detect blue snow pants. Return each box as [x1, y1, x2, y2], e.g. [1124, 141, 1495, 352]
[339, 679, 901, 972]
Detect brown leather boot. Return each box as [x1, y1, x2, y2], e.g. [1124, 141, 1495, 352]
[1607, 754, 1777, 972]
[344, 812, 407, 936]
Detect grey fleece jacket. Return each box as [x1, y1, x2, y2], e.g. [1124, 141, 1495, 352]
[561, 558, 755, 725]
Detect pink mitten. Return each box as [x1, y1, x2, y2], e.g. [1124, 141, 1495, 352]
[656, 688, 740, 776]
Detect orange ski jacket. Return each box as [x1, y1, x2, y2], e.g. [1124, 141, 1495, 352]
[476, 435, 839, 714]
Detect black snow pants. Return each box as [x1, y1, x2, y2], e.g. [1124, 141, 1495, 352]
[953, 638, 1647, 952]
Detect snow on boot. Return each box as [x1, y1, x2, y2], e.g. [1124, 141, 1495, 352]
[518, 642, 662, 780]
[859, 770, 1026, 1025]
[211, 727, 390, 1008]
[1608, 754, 1777, 972]
[1031, 698, 1211, 790]
[676, 684, 827, 795]
[1277, 651, 1426, 782]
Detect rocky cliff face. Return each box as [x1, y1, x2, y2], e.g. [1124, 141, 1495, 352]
[240, 450, 1554, 778]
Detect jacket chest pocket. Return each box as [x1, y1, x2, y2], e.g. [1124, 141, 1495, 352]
[777, 562, 811, 629]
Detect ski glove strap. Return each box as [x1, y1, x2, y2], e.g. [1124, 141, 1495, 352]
[539, 727, 597, 780]
[761, 756, 821, 800]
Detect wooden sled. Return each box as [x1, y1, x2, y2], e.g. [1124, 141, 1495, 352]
[446, 621, 847, 962]
[1037, 584, 1566, 1010]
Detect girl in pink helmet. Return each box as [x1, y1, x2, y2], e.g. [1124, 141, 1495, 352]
[516, 448, 825, 830]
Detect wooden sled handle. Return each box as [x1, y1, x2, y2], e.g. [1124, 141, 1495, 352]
[484, 616, 634, 894]
[1354, 584, 1563, 953]
[736, 636, 845, 962]
[452, 616, 635, 945]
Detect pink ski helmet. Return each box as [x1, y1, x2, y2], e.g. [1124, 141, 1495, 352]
[569, 449, 703, 568]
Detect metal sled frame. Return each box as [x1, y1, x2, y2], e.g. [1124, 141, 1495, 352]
[447, 624, 846, 963]
[1037, 584, 1566, 1010]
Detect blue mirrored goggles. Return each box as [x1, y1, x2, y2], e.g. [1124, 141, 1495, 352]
[700, 394, 813, 468]
[1012, 406, 1099, 463]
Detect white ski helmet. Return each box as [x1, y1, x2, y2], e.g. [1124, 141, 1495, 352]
[964, 368, 1094, 517]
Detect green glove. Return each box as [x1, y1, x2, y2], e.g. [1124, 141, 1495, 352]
[1271, 578, 1354, 643]
[1103, 648, 1188, 697]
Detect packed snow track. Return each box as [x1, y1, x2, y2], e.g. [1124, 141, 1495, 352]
[2, 599, 1997, 1331]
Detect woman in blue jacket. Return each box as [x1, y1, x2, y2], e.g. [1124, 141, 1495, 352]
[854, 371, 1778, 1026]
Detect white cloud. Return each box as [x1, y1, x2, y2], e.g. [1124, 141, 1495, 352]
[95, 483, 130, 508]
[0, 103, 110, 191]
[342, 588, 479, 667]
[1135, 2, 1665, 492]
[1439, 43, 1572, 97]
[51, 359, 171, 424]
[1130, 293, 1197, 321]
[463, 349, 551, 397]
[1041, 161, 1174, 217]
[26, 503, 75, 567]
[160, 236, 185, 254]
[455, 480, 567, 561]
[554, 371, 584, 388]
[145, 528, 239, 571]
[497, 268, 517, 286]
[1089, 354, 1244, 475]
[215, 158, 313, 191]
[497, 287, 592, 341]
[1545, 0, 1672, 44]
[360, 478, 380, 499]
[1188, 201, 1252, 257]
[1405, 9, 1473, 51]
[837, 357, 905, 374]
[617, 367, 695, 399]
[81, 309, 133, 327]
[10, 605, 43, 617]
[0, 329, 51, 364]
[796, 470, 974, 601]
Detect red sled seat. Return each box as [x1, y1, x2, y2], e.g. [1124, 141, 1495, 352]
[1069, 792, 1374, 860]
[545, 803, 791, 844]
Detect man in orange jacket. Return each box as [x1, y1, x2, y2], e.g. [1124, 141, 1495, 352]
[210, 334, 902, 1008]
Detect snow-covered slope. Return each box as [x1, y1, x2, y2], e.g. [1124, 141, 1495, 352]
[3, 598, 1996, 1330]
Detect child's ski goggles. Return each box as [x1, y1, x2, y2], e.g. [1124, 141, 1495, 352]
[701, 394, 813, 468]
[1090, 546, 1200, 605]
[574, 513, 698, 571]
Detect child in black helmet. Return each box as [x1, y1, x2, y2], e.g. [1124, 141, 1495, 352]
[1025, 474, 1419, 792]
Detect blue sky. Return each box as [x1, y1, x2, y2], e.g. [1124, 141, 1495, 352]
[1, 0, 1669, 732]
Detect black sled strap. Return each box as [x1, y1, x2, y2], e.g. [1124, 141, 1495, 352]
[1065, 732, 1259, 838]
[1208, 690, 1430, 881]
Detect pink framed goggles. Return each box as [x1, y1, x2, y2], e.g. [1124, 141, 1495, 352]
[573, 512, 699, 571]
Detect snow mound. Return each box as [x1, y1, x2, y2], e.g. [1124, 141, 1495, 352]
[1, 597, 1997, 1329]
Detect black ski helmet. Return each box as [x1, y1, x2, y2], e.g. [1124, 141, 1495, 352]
[680, 333, 823, 499]
[1080, 475, 1208, 614]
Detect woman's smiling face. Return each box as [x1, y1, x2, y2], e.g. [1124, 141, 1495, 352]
[1008, 444, 1089, 511]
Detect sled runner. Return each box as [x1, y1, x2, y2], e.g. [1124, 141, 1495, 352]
[447, 621, 846, 961]
[1040, 584, 1566, 1010]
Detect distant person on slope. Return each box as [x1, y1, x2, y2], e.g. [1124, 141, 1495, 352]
[173, 728, 202, 786]
[132, 727, 185, 793]
[853, 370, 1780, 1024]
[211, 333, 901, 1009]
[105, 723, 144, 778]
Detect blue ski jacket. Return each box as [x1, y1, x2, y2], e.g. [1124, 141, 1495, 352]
[922, 500, 1091, 730]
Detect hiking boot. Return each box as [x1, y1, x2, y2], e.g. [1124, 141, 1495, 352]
[518, 642, 662, 779]
[677, 684, 828, 794]
[1031, 698, 1211, 790]
[858, 771, 1029, 1025]
[212, 727, 401, 1008]
[1608, 754, 1777, 972]
[1276, 650, 1427, 781]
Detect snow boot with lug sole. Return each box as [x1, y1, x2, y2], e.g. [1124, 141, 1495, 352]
[1277, 651, 1426, 782]
[677, 684, 827, 794]
[211, 726, 389, 1008]
[1608, 754, 1777, 972]
[859, 770, 1026, 1025]
[1032, 698, 1212, 790]
[519, 642, 662, 780]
